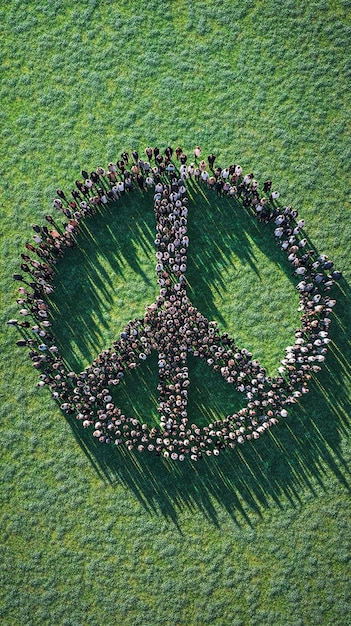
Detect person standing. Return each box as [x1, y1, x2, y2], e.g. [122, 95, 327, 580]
[165, 146, 173, 160]
[137, 174, 146, 191]
[145, 146, 153, 162]
[194, 146, 202, 162]
[175, 146, 183, 160]
[215, 179, 224, 196]
[208, 153, 216, 170]
[263, 180, 272, 193]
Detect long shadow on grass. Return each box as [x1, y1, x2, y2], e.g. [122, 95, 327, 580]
[48, 182, 351, 527]
[48, 191, 157, 372]
[185, 181, 300, 328]
[63, 298, 350, 529]
[48, 182, 299, 373]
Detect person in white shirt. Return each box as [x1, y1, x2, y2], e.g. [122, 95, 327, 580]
[111, 185, 120, 199]
[187, 164, 195, 177]
[194, 146, 202, 161]
[53, 199, 63, 211]
[243, 173, 253, 185]
[201, 170, 209, 184]
[179, 164, 188, 178]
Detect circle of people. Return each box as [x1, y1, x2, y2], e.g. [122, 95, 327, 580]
[8, 145, 342, 461]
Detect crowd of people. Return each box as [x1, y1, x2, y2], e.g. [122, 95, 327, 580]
[8, 146, 341, 461]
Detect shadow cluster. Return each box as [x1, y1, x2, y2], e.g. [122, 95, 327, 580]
[48, 192, 156, 372]
[65, 331, 350, 529]
[185, 181, 301, 326]
[49, 182, 351, 526]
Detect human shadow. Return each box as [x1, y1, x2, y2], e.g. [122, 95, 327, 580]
[185, 183, 300, 325]
[48, 182, 351, 527]
[49, 183, 298, 373]
[47, 191, 157, 372]
[62, 324, 350, 529]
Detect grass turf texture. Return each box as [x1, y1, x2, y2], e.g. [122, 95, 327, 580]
[0, 1, 350, 625]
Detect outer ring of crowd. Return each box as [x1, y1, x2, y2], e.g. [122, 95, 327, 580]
[8, 146, 341, 461]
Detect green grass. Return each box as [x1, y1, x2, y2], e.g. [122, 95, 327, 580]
[1, 1, 350, 625]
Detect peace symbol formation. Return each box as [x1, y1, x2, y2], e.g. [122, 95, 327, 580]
[9, 147, 340, 462]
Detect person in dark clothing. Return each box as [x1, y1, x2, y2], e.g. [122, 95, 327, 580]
[145, 147, 153, 162]
[165, 146, 173, 160]
[208, 153, 216, 169]
[90, 171, 99, 184]
[175, 146, 183, 160]
[20, 321, 31, 328]
[137, 174, 146, 191]
[71, 189, 82, 202]
[16, 339, 30, 347]
[80, 185, 90, 198]
[263, 180, 272, 193]
[45, 215, 56, 226]
[236, 182, 245, 198]
[215, 180, 224, 196]
[56, 189, 68, 203]
[261, 204, 271, 222]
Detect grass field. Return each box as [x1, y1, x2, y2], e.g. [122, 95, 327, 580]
[1, 1, 350, 625]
